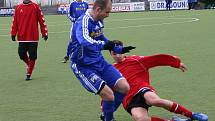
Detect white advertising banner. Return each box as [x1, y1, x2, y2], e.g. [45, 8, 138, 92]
[0, 8, 14, 16]
[112, 2, 145, 12]
[150, 0, 188, 10]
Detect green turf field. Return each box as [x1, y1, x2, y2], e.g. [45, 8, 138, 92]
[0, 9, 215, 121]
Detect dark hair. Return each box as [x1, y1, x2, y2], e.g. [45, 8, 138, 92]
[93, 0, 112, 10]
[109, 40, 123, 53]
[112, 40, 123, 46]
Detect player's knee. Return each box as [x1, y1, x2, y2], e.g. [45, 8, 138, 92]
[18, 52, 26, 60]
[120, 83, 130, 94]
[100, 86, 115, 101]
[132, 113, 149, 121]
[29, 54, 37, 60]
[115, 79, 130, 94]
[105, 94, 114, 101]
[124, 84, 130, 93]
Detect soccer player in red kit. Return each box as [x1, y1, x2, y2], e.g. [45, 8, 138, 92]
[105, 40, 208, 121]
[11, 0, 48, 80]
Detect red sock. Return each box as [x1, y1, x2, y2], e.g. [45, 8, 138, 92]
[22, 54, 29, 66]
[27, 59, 36, 75]
[151, 116, 167, 121]
[170, 102, 193, 118]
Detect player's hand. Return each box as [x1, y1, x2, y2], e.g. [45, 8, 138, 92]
[11, 36, 16, 41]
[103, 41, 115, 50]
[179, 63, 187, 72]
[43, 35, 48, 41]
[121, 46, 136, 54]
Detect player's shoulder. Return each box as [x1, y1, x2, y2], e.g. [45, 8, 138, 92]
[15, 3, 23, 10]
[28, 2, 41, 9]
[82, 10, 92, 21]
[28, 1, 39, 7]
[71, 1, 77, 4]
[84, 1, 88, 4]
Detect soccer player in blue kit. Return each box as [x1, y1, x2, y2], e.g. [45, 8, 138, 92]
[62, 0, 89, 63]
[66, 0, 135, 120]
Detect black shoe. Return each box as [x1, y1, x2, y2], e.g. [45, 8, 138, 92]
[100, 113, 104, 121]
[25, 74, 32, 81]
[100, 113, 116, 121]
[62, 56, 69, 63]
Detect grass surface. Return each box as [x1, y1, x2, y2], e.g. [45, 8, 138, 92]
[0, 9, 215, 121]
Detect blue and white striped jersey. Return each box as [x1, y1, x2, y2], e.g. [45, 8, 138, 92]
[67, 10, 110, 69]
[67, 1, 88, 22]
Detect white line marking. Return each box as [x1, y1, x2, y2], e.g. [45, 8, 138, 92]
[0, 17, 199, 36]
[106, 18, 199, 29]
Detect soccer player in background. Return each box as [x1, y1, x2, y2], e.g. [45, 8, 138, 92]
[105, 40, 208, 121]
[165, 0, 172, 11]
[188, 0, 192, 10]
[62, 0, 88, 63]
[66, 0, 135, 120]
[11, 0, 48, 81]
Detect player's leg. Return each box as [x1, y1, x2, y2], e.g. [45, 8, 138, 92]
[132, 108, 172, 121]
[144, 91, 208, 121]
[18, 42, 31, 80]
[127, 89, 169, 121]
[26, 42, 38, 80]
[131, 107, 150, 121]
[144, 91, 192, 117]
[101, 64, 129, 121]
[102, 63, 130, 94]
[71, 63, 115, 121]
[166, 1, 169, 10]
[99, 85, 115, 121]
[188, 2, 192, 10]
[113, 78, 130, 94]
[113, 92, 125, 111]
[100, 91, 125, 120]
[110, 78, 129, 113]
[18, 42, 29, 66]
[62, 23, 73, 63]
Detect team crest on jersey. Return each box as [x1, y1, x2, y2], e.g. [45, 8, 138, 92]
[90, 32, 95, 38]
[89, 74, 100, 83]
[76, 7, 86, 10]
[90, 29, 103, 38]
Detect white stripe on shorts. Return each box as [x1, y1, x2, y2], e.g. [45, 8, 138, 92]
[72, 63, 98, 93]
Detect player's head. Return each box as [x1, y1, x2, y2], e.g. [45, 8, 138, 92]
[110, 40, 125, 63]
[92, 0, 112, 21]
[23, 0, 31, 3]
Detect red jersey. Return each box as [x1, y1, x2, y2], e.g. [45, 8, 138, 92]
[113, 54, 181, 109]
[11, 1, 48, 42]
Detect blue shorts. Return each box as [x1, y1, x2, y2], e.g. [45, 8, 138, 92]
[71, 62, 124, 94]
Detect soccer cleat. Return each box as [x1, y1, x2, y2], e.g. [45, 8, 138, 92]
[100, 113, 104, 121]
[100, 113, 116, 121]
[25, 74, 32, 81]
[171, 116, 191, 121]
[62, 56, 69, 63]
[192, 112, 208, 121]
